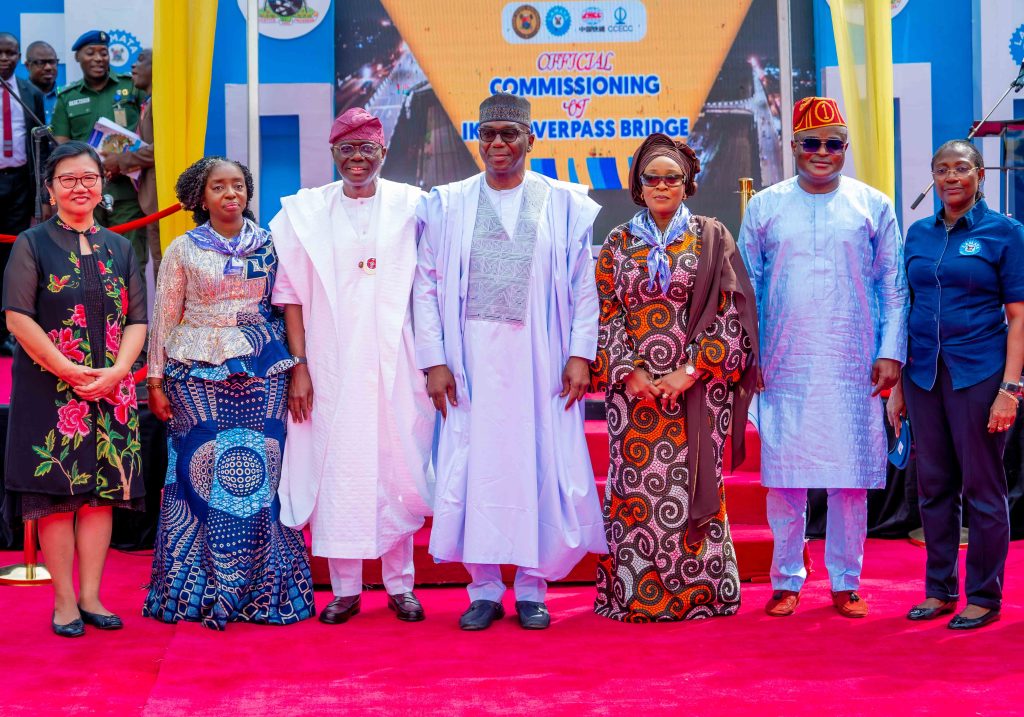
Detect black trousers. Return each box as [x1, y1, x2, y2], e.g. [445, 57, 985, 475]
[904, 359, 1010, 610]
[0, 164, 34, 338]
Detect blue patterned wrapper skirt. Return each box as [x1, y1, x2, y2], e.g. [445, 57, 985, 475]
[143, 362, 316, 630]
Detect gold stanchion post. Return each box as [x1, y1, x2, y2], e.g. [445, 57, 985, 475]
[0, 520, 52, 585]
[738, 177, 755, 219]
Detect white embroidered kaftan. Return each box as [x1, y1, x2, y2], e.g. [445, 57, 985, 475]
[413, 171, 607, 578]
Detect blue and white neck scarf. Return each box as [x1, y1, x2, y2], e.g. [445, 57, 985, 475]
[628, 203, 692, 295]
[187, 218, 270, 275]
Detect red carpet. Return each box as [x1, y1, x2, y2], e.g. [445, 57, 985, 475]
[1, 539, 1021, 716]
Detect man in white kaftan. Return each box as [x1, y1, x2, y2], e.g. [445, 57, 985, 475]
[271, 108, 435, 624]
[414, 93, 607, 630]
[738, 97, 908, 618]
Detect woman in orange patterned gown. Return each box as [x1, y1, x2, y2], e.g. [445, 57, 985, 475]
[591, 133, 759, 622]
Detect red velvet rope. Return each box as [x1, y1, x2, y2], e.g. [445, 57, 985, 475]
[0, 203, 184, 243]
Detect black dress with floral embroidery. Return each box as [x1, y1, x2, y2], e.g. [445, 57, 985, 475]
[1, 217, 147, 518]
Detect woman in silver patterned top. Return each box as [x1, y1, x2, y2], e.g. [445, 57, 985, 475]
[143, 157, 314, 630]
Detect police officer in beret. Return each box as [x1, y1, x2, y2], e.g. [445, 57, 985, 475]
[51, 30, 147, 274]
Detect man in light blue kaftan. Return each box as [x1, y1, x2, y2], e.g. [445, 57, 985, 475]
[413, 93, 607, 631]
[738, 97, 908, 618]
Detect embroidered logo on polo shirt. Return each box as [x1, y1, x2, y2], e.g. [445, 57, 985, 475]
[959, 239, 981, 256]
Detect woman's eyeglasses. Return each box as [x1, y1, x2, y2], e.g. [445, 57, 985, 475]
[54, 173, 100, 189]
[639, 174, 686, 188]
[478, 127, 527, 144]
[332, 142, 382, 158]
[931, 165, 978, 179]
[798, 138, 847, 154]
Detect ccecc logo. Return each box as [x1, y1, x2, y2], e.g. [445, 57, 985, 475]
[609, 6, 633, 33]
[512, 4, 542, 39]
[546, 5, 571, 36]
[106, 29, 142, 73]
[235, 0, 331, 40]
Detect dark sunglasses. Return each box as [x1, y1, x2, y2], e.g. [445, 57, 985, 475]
[639, 173, 685, 188]
[799, 138, 847, 154]
[478, 127, 527, 143]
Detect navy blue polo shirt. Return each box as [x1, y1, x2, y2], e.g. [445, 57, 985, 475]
[904, 199, 1024, 390]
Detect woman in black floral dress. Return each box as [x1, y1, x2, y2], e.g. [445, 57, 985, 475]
[2, 142, 147, 637]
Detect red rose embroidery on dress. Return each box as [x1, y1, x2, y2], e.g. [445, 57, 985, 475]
[56, 399, 90, 439]
[367, 258, 377, 270]
[105, 320, 121, 354]
[107, 377, 138, 424]
[70, 304, 87, 328]
[48, 327, 85, 363]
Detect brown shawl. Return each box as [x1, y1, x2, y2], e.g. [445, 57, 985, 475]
[683, 215, 760, 548]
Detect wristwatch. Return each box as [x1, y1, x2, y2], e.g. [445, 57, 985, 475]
[292, 355, 308, 366]
[1000, 381, 1022, 396]
[683, 363, 703, 379]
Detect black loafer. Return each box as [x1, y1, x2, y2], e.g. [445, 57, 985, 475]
[514, 601, 551, 630]
[52, 614, 85, 638]
[79, 606, 124, 630]
[907, 601, 957, 621]
[319, 595, 361, 625]
[948, 608, 1001, 630]
[459, 600, 504, 631]
[387, 592, 425, 622]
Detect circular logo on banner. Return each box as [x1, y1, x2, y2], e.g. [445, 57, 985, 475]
[512, 5, 542, 39]
[235, 0, 331, 40]
[1011, 23, 1024, 65]
[546, 6, 571, 36]
[107, 29, 142, 73]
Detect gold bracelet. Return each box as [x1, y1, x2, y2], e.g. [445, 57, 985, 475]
[998, 388, 1020, 404]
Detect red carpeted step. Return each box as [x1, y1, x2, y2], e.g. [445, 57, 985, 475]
[723, 469, 768, 525]
[585, 420, 609, 476]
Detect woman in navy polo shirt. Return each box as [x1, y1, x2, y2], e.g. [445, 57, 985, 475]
[888, 139, 1024, 630]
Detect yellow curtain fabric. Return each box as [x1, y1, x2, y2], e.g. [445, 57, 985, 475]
[152, 0, 219, 245]
[829, 0, 896, 201]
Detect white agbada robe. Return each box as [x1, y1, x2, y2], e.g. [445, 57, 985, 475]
[414, 171, 608, 580]
[270, 178, 435, 559]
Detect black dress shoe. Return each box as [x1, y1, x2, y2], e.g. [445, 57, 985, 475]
[78, 606, 124, 630]
[387, 592, 425, 622]
[948, 607, 1001, 630]
[459, 600, 504, 631]
[319, 595, 361, 624]
[907, 601, 957, 621]
[52, 614, 85, 638]
[514, 601, 551, 630]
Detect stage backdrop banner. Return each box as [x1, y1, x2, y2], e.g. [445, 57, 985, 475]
[62, 0, 152, 83]
[337, 0, 817, 238]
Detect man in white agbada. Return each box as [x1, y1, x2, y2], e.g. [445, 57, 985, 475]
[271, 107, 435, 624]
[738, 97, 908, 619]
[414, 93, 607, 631]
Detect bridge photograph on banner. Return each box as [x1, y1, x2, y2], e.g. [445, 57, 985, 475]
[335, 0, 816, 238]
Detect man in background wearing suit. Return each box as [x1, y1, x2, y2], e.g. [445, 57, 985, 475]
[0, 31, 46, 354]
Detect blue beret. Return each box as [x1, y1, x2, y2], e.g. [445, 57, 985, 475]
[71, 30, 109, 52]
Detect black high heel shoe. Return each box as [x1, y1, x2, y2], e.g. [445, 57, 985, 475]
[78, 606, 124, 630]
[52, 613, 85, 638]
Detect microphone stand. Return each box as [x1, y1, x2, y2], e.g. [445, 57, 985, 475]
[0, 77, 59, 221]
[910, 60, 1024, 211]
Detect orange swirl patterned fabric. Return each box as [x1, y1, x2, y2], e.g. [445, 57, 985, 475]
[590, 222, 751, 622]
